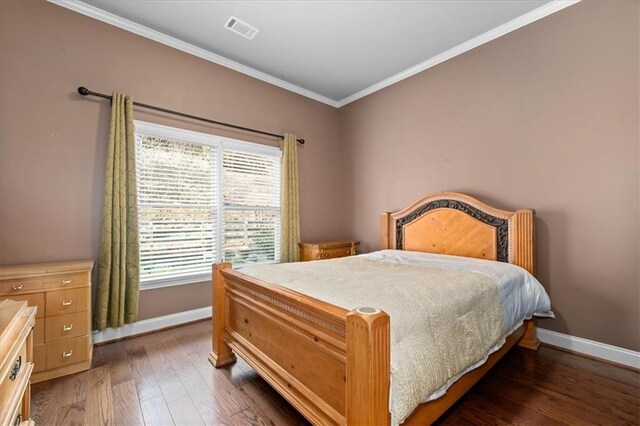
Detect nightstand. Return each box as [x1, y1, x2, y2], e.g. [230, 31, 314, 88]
[299, 241, 360, 261]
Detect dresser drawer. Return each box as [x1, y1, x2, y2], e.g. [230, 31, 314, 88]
[4, 293, 45, 319]
[9, 402, 22, 426]
[45, 288, 88, 316]
[0, 277, 43, 295]
[44, 272, 89, 289]
[33, 344, 46, 373]
[33, 318, 44, 345]
[0, 343, 26, 409]
[320, 247, 355, 259]
[45, 311, 89, 342]
[5, 364, 32, 426]
[299, 241, 359, 261]
[46, 335, 90, 370]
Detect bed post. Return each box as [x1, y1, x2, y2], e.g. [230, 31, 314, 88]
[511, 209, 541, 350]
[346, 307, 391, 426]
[519, 320, 541, 350]
[209, 262, 237, 367]
[380, 213, 391, 249]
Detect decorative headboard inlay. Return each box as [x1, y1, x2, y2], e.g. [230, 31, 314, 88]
[395, 199, 509, 262]
[380, 192, 536, 274]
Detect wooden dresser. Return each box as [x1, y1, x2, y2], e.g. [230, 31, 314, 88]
[0, 261, 93, 384]
[0, 299, 37, 426]
[299, 240, 360, 261]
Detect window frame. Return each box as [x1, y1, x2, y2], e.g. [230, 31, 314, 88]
[134, 120, 281, 291]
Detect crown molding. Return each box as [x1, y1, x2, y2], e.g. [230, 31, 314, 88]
[49, 0, 579, 109]
[47, 0, 341, 108]
[334, 0, 580, 107]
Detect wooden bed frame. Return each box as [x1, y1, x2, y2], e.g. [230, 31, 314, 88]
[210, 192, 541, 425]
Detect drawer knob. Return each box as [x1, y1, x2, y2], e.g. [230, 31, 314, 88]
[62, 324, 73, 332]
[11, 284, 23, 290]
[62, 299, 73, 306]
[62, 278, 73, 285]
[62, 350, 73, 358]
[9, 355, 21, 380]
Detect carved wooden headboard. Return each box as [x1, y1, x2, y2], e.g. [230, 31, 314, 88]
[380, 192, 535, 274]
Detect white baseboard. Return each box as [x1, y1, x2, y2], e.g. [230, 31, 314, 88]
[92, 306, 212, 344]
[538, 328, 639, 369]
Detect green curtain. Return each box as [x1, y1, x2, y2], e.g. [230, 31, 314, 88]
[94, 92, 140, 330]
[280, 134, 300, 262]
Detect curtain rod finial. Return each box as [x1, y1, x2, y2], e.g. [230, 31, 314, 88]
[77, 86, 90, 96]
[297, 139, 305, 145]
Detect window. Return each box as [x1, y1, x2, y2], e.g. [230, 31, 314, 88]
[135, 121, 281, 289]
[223, 150, 280, 267]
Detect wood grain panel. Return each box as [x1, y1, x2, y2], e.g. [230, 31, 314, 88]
[210, 263, 236, 368]
[0, 276, 43, 294]
[128, 344, 163, 402]
[111, 380, 144, 426]
[31, 358, 93, 384]
[146, 340, 189, 403]
[43, 271, 89, 289]
[44, 311, 89, 342]
[227, 297, 346, 415]
[32, 344, 46, 373]
[0, 300, 36, 426]
[0, 342, 27, 410]
[299, 241, 360, 261]
[346, 308, 390, 425]
[6, 292, 45, 318]
[45, 287, 89, 316]
[45, 335, 90, 370]
[84, 365, 114, 425]
[33, 318, 44, 344]
[54, 401, 86, 425]
[166, 395, 205, 426]
[403, 208, 498, 260]
[510, 209, 535, 274]
[170, 358, 233, 423]
[380, 213, 391, 250]
[140, 395, 175, 426]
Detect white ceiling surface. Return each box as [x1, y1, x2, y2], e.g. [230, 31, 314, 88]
[80, 0, 553, 103]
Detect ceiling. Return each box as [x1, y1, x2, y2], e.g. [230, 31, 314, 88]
[57, 0, 577, 107]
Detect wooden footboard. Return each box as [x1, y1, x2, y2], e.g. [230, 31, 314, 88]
[209, 263, 390, 425]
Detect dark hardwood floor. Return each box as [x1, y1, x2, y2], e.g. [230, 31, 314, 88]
[31, 320, 639, 425]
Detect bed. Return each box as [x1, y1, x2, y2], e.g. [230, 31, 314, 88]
[209, 192, 551, 425]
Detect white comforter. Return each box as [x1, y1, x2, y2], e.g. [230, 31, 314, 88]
[363, 250, 553, 331]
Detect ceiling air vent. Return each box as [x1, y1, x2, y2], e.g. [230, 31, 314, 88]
[224, 16, 259, 40]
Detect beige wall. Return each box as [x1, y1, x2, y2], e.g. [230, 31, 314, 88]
[1, 1, 638, 351]
[340, 1, 639, 351]
[0, 0, 351, 320]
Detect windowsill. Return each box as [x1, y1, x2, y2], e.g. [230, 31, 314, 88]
[140, 271, 211, 291]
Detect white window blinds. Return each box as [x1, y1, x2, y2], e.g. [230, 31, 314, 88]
[136, 134, 219, 281]
[223, 149, 281, 267]
[135, 121, 281, 286]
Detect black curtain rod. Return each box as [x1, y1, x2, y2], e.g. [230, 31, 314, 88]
[77, 87, 305, 145]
